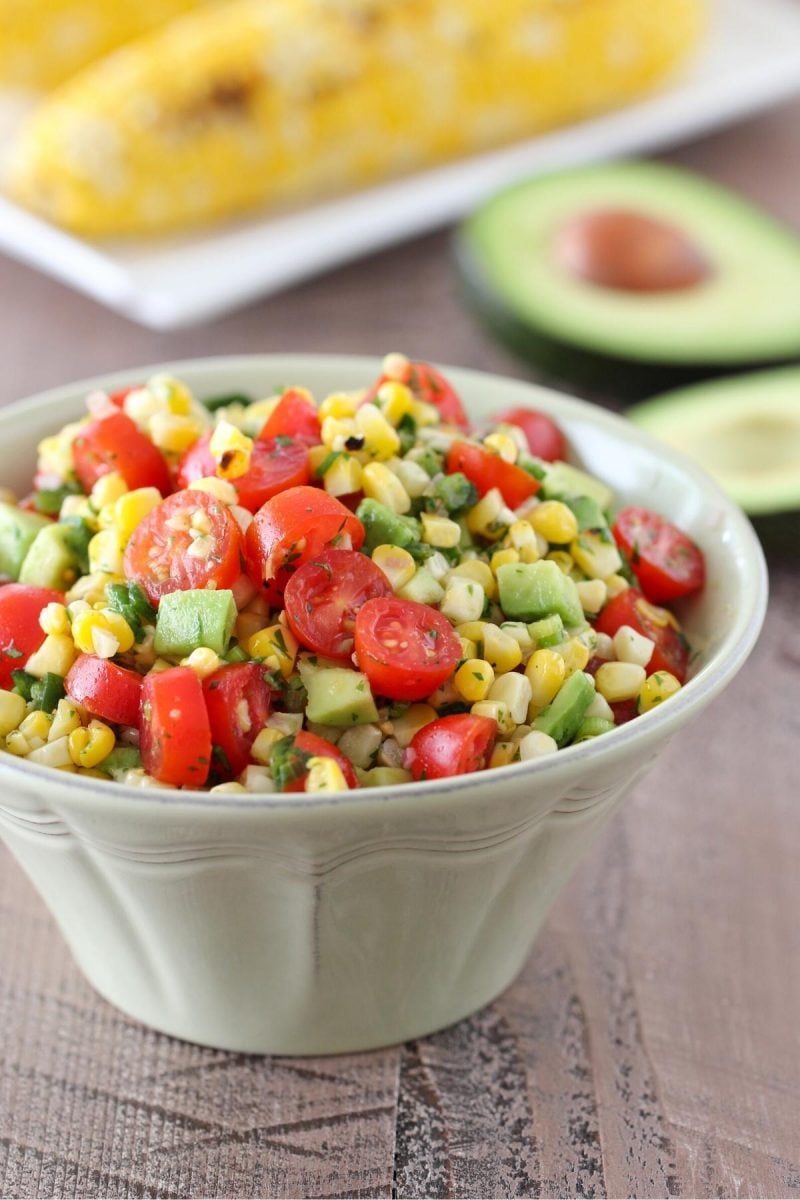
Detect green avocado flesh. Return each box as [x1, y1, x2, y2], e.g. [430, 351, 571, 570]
[457, 163, 800, 393]
[629, 366, 800, 516]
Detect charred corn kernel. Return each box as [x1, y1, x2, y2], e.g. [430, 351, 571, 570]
[250, 727, 285, 765]
[186, 477, 237, 506]
[409, 400, 440, 428]
[458, 635, 478, 660]
[554, 637, 591, 677]
[571, 532, 623, 580]
[210, 421, 253, 480]
[454, 659, 495, 703]
[449, 559, 497, 601]
[637, 670, 682, 712]
[247, 624, 298, 678]
[26, 633, 77, 678]
[526, 649, 567, 709]
[420, 513, 461, 548]
[27, 736, 73, 769]
[321, 416, 358, 451]
[595, 661, 647, 703]
[576, 579, 608, 615]
[323, 454, 363, 498]
[546, 551, 576, 576]
[371, 545, 416, 592]
[181, 647, 222, 679]
[88, 530, 125, 575]
[149, 373, 195, 415]
[319, 392, 356, 421]
[471, 699, 515, 736]
[90, 471, 127, 509]
[505, 521, 540, 563]
[490, 741, 518, 768]
[518, 730, 559, 761]
[483, 432, 518, 463]
[69, 720, 115, 769]
[376, 381, 414, 425]
[355, 404, 400, 460]
[530, 501, 579, 544]
[115, 486, 163, 541]
[362, 462, 410, 513]
[467, 488, 513, 541]
[440, 575, 485, 624]
[306, 756, 349, 793]
[488, 672, 532, 724]
[613, 625, 655, 668]
[389, 458, 430, 499]
[482, 624, 523, 673]
[491, 547, 520, 572]
[0, 689, 27, 737]
[39, 602, 70, 637]
[49, 698, 82, 741]
[605, 573, 631, 600]
[5, 730, 32, 756]
[389, 704, 437, 749]
[150, 412, 204, 455]
[20, 710, 54, 742]
[635, 596, 681, 631]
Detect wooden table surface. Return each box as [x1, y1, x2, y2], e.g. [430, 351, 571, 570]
[1, 101, 798, 1200]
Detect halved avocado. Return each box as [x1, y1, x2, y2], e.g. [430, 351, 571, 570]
[456, 163, 800, 397]
[628, 366, 800, 516]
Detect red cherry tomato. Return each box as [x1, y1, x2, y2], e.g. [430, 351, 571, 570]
[446, 441, 540, 509]
[612, 507, 705, 604]
[72, 411, 172, 496]
[124, 489, 243, 606]
[140, 667, 212, 787]
[0, 584, 64, 688]
[493, 407, 566, 462]
[364, 361, 470, 430]
[609, 699, 639, 726]
[177, 433, 310, 513]
[259, 389, 321, 445]
[203, 662, 274, 779]
[354, 597, 461, 702]
[405, 714, 497, 780]
[594, 588, 690, 682]
[283, 548, 393, 661]
[65, 655, 143, 727]
[245, 486, 364, 595]
[283, 730, 360, 792]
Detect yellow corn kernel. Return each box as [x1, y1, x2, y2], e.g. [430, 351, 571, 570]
[605, 573, 630, 600]
[491, 547, 520, 572]
[115, 487, 163, 541]
[320, 416, 358, 450]
[635, 596, 681, 632]
[449, 559, 497, 601]
[307, 444, 329, 474]
[376, 381, 414, 426]
[25, 633, 77, 678]
[59, 494, 97, 526]
[323, 454, 363, 498]
[391, 703, 437, 749]
[471, 699, 515, 735]
[571, 532, 623, 580]
[318, 392, 357, 421]
[306, 756, 350, 793]
[5, 730, 31, 756]
[355, 404, 400, 460]
[489, 741, 518, 769]
[0, 689, 27, 737]
[420, 512, 461, 548]
[250, 727, 285, 766]
[39, 602, 70, 637]
[69, 720, 115, 768]
[37, 420, 86, 480]
[150, 413, 204, 456]
[595, 661, 647, 703]
[181, 647, 221, 680]
[149, 373, 194, 415]
[526, 648, 567, 709]
[546, 550, 575, 576]
[247, 624, 298, 678]
[454, 659, 495, 703]
[90, 471, 128, 509]
[483, 432, 518, 463]
[576, 579, 608, 615]
[637, 671, 681, 713]
[210, 781, 249, 795]
[529, 501, 579, 545]
[27, 736, 74, 769]
[72, 609, 134, 658]
[409, 400, 440, 428]
[49, 698, 82, 741]
[505, 521, 540, 563]
[19, 710, 54, 742]
[362, 462, 410, 513]
[488, 672, 532, 723]
[209, 420, 253, 480]
[381, 352, 410, 380]
[482, 624, 523, 673]
[554, 637, 591, 677]
[372, 545, 416, 592]
[467, 488, 512, 541]
[88, 529, 125, 575]
[65, 572, 119, 608]
[458, 635, 478, 660]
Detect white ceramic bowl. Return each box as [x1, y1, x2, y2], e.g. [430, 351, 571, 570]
[0, 356, 767, 1055]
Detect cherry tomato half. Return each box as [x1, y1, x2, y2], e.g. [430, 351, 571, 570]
[613, 507, 705, 604]
[446, 441, 540, 509]
[140, 667, 212, 788]
[245, 486, 364, 596]
[0, 583, 64, 688]
[364, 361, 470, 430]
[283, 548, 393, 660]
[405, 714, 497, 780]
[124, 489, 243, 606]
[203, 662, 274, 779]
[594, 588, 690, 682]
[354, 597, 461, 702]
[283, 730, 360, 792]
[259, 389, 321, 445]
[493, 407, 566, 462]
[65, 655, 142, 727]
[73, 411, 172, 496]
[177, 433, 310, 513]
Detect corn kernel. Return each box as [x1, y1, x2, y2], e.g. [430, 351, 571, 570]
[505, 520, 541, 563]
[49, 698, 82, 740]
[0, 689, 27, 737]
[638, 671, 681, 713]
[362, 462, 411, 513]
[571, 532, 622, 580]
[186, 477, 237, 507]
[321, 415, 358, 451]
[67, 571, 121, 607]
[323, 454, 363, 498]
[90, 471, 127, 509]
[88, 529, 125, 575]
[376, 381, 414, 425]
[151, 413, 204, 456]
[5, 730, 32, 756]
[613, 625, 655, 669]
[210, 421, 253, 480]
[500, 622, 533, 653]
[181, 647, 222, 679]
[440, 576, 485, 624]
[409, 399, 440, 427]
[554, 637, 591, 677]
[488, 672, 532, 723]
[114, 487, 163, 542]
[491, 547, 520, 572]
[530, 501, 579, 544]
[247, 624, 298, 678]
[483, 432, 518, 463]
[355, 404, 400, 460]
[546, 550, 575, 576]
[28, 736, 73, 769]
[381, 351, 410, 380]
[595, 661, 647, 703]
[489, 741, 518, 768]
[526, 648, 566, 709]
[576, 578, 608, 615]
[19, 710, 54, 742]
[635, 596, 681, 632]
[209, 781, 249, 795]
[318, 392, 357, 421]
[69, 720, 115, 768]
[605, 573, 631, 600]
[25, 634, 77, 678]
[420, 512, 461, 548]
[388, 457, 430, 499]
[250, 727, 285, 765]
[241, 765, 276, 792]
[448, 559, 497, 600]
[584, 692, 615, 722]
[306, 756, 349, 792]
[482, 624, 523, 673]
[467, 488, 513, 541]
[454, 659, 495, 703]
[39, 602, 70, 637]
[372, 545, 416, 592]
[458, 635, 478, 660]
[148, 373, 194, 415]
[471, 699, 515, 735]
[518, 730, 559, 761]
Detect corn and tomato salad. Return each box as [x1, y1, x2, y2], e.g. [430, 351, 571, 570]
[0, 355, 705, 793]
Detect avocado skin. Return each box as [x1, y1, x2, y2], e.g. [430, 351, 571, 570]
[454, 234, 800, 403]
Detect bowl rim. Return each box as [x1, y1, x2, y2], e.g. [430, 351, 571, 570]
[0, 352, 768, 813]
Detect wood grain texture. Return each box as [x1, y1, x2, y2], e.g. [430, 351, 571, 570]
[1, 101, 799, 1199]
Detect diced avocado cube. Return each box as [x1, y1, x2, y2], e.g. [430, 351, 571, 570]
[99, 746, 143, 777]
[528, 613, 565, 648]
[153, 589, 236, 658]
[541, 462, 613, 511]
[357, 499, 420, 552]
[305, 668, 379, 726]
[564, 494, 610, 533]
[532, 671, 596, 747]
[496, 560, 583, 627]
[0, 503, 50, 581]
[357, 766, 413, 788]
[19, 523, 82, 590]
[574, 716, 616, 742]
[397, 568, 445, 606]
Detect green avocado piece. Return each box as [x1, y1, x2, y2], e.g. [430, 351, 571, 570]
[356, 498, 420, 552]
[532, 670, 595, 747]
[564, 494, 610, 533]
[305, 668, 379, 727]
[0, 502, 50, 580]
[18, 523, 82, 590]
[496, 560, 583, 627]
[574, 716, 616, 742]
[153, 589, 236, 658]
[456, 162, 800, 397]
[541, 462, 613, 512]
[396, 568, 444, 606]
[528, 613, 565, 648]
